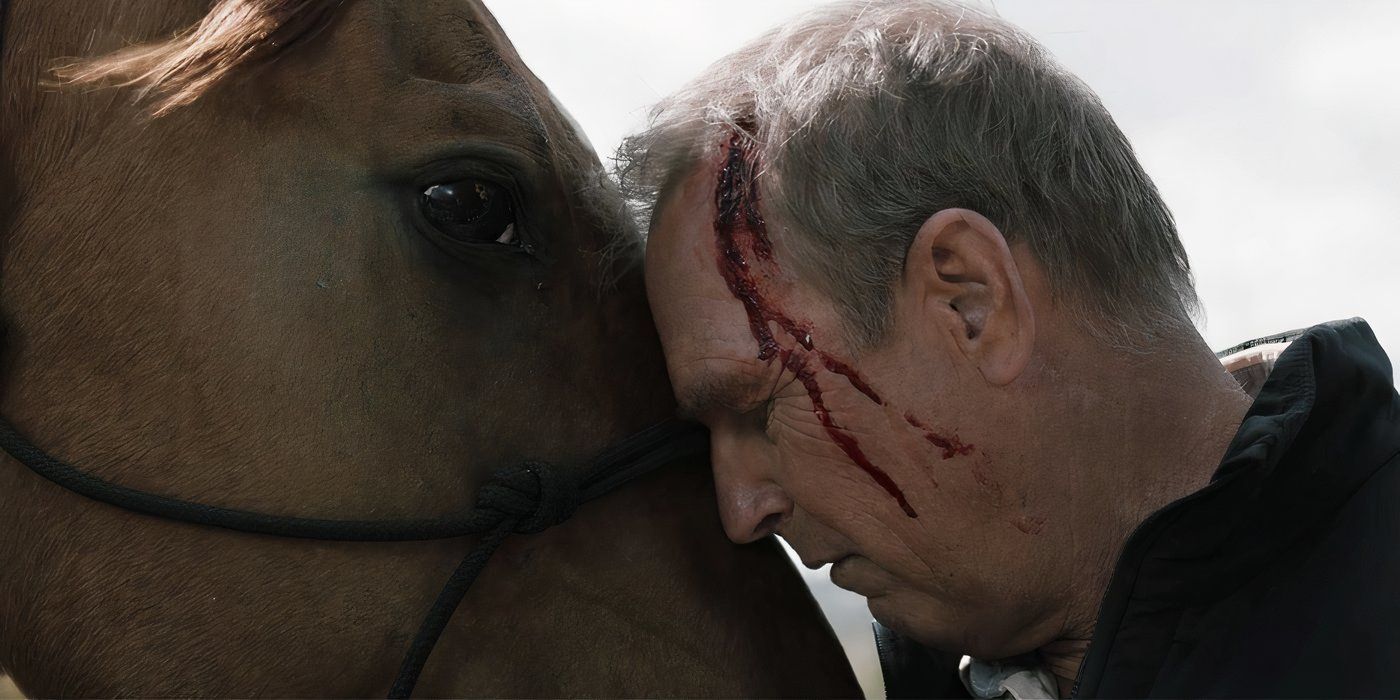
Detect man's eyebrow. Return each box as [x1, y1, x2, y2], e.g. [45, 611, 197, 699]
[676, 366, 760, 421]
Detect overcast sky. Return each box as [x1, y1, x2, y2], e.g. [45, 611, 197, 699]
[485, 2, 1399, 696]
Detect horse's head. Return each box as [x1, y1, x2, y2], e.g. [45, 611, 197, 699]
[2, 0, 669, 513]
[0, 1, 858, 696]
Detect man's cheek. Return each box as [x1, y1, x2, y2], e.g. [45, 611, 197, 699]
[771, 405, 848, 477]
[772, 421, 883, 516]
[772, 401, 907, 505]
[804, 398, 938, 493]
[769, 404, 826, 452]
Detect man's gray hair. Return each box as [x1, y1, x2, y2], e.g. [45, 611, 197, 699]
[617, 0, 1199, 347]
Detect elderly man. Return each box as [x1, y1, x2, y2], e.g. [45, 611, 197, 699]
[619, 1, 1400, 697]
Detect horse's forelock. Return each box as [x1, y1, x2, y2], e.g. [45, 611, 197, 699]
[51, 0, 346, 117]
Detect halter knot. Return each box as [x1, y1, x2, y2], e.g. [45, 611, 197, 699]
[475, 461, 580, 534]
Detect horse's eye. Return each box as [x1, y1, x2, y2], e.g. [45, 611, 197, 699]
[419, 179, 518, 246]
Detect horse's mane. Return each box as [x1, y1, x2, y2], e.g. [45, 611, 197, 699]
[52, 0, 345, 116]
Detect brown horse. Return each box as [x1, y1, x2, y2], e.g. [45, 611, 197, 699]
[0, 0, 860, 696]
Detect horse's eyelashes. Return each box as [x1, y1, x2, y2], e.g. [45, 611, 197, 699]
[419, 178, 520, 248]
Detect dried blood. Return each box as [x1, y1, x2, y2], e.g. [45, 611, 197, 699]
[713, 133, 918, 517]
[711, 131, 977, 518]
[903, 413, 975, 459]
[713, 142, 815, 359]
[784, 352, 918, 517]
[817, 352, 882, 405]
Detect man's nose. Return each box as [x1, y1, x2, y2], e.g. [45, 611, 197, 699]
[711, 429, 793, 544]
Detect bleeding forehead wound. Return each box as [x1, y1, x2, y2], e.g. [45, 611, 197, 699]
[708, 131, 922, 518]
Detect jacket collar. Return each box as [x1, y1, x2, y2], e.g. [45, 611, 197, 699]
[1156, 318, 1398, 595]
[1074, 318, 1400, 696]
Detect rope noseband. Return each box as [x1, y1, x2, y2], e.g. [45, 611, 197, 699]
[0, 413, 708, 697]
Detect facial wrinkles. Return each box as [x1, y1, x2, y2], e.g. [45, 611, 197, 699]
[710, 130, 975, 520]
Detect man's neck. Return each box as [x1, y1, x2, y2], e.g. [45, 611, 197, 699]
[1038, 332, 1255, 695]
[1039, 639, 1091, 697]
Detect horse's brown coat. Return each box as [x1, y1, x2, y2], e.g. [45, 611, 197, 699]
[0, 0, 859, 695]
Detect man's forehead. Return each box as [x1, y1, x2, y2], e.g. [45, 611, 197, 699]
[648, 166, 725, 291]
[652, 162, 719, 239]
[648, 161, 773, 417]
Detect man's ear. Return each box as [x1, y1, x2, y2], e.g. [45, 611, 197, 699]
[899, 208, 1034, 386]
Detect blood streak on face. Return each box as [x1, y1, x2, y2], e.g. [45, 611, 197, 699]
[818, 353, 883, 406]
[713, 131, 810, 361]
[783, 351, 919, 516]
[712, 130, 926, 517]
[903, 412, 974, 460]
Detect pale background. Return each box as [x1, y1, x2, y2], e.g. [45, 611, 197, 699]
[2, 3, 1395, 699]
[484, 1, 1400, 698]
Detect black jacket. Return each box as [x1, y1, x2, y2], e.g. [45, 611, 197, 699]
[880, 319, 1400, 697]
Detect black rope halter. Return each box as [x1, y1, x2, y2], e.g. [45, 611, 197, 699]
[0, 414, 708, 697]
[0, 3, 710, 695]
